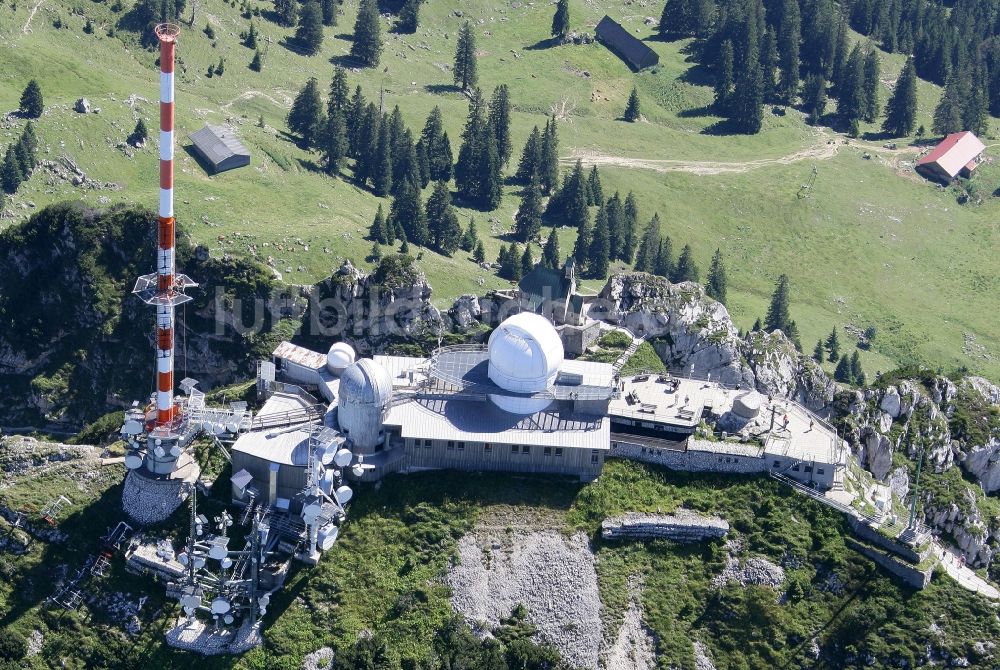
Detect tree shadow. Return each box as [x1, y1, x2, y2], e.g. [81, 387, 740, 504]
[424, 83, 462, 96]
[645, 32, 689, 43]
[678, 63, 714, 87]
[524, 37, 559, 51]
[700, 118, 745, 136]
[296, 158, 324, 173]
[677, 105, 716, 118]
[279, 37, 313, 56]
[329, 53, 367, 68]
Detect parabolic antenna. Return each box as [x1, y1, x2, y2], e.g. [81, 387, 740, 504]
[194, 556, 206, 569]
[210, 597, 231, 614]
[318, 524, 339, 551]
[223, 614, 234, 625]
[334, 485, 353, 505]
[301, 502, 322, 524]
[153, 446, 165, 458]
[122, 419, 143, 436]
[178, 552, 189, 565]
[320, 469, 336, 495]
[180, 594, 201, 611]
[226, 421, 239, 434]
[333, 448, 353, 467]
[213, 423, 226, 436]
[208, 544, 228, 561]
[170, 444, 182, 457]
[201, 421, 213, 432]
[221, 557, 233, 569]
[124, 454, 144, 470]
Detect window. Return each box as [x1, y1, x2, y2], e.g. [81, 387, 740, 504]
[447, 441, 455, 450]
[544, 447, 552, 456]
[555, 448, 564, 457]
[591, 450, 599, 464]
[457, 441, 465, 451]
[792, 464, 800, 471]
[484, 443, 493, 453]
[522, 445, 531, 455]
[511, 444, 519, 454]
[817, 468, 825, 475]
[804, 465, 813, 473]
[773, 460, 781, 468]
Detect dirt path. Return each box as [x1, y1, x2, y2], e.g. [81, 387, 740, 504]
[563, 129, 921, 176]
[22, 0, 45, 34]
[221, 90, 293, 113]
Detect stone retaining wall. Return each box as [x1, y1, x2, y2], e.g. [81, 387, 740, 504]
[848, 517, 931, 564]
[602, 511, 729, 542]
[846, 539, 933, 589]
[610, 440, 767, 475]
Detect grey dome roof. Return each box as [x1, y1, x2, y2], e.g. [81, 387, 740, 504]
[339, 358, 393, 407]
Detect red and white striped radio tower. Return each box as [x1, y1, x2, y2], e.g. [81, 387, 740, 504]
[133, 23, 197, 437]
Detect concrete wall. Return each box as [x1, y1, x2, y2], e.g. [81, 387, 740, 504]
[231, 452, 308, 503]
[846, 539, 933, 589]
[610, 439, 767, 475]
[848, 517, 931, 564]
[275, 357, 322, 386]
[402, 437, 603, 481]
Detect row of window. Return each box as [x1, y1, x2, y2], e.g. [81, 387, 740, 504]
[413, 440, 600, 464]
[773, 460, 825, 475]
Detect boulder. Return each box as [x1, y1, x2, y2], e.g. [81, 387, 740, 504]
[74, 98, 91, 113]
[449, 294, 481, 331]
[880, 386, 902, 418]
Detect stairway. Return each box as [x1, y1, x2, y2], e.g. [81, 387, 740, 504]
[612, 334, 645, 374]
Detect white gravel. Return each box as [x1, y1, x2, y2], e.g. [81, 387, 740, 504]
[447, 529, 602, 669]
[693, 640, 717, 670]
[122, 471, 188, 525]
[603, 579, 657, 670]
[302, 647, 334, 670]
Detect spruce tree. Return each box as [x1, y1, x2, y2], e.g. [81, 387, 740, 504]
[515, 173, 543, 242]
[320, 0, 337, 26]
[760, 31, 778, 102]
[460, 218, 478, 251]
[932, 73, 965, 136]
[588, 205, 610, 279]
[812, 339, 825, 362]
[803, 73, 827, 124]
[862, 48, 880, 122]
[370, 204, 387, 243]
[623, 87, 641, 122]
[391, 128, 421, 196]
[19, 80, 43, 118]
[542, 227, 560, 268]
[478, 130, 503, 210]
[399, 235, 410, 254]
[777, 0, 800, 103]
[839, 43, 866, 123]
[13, 140, 31, 178]
[850, 350, 864, 384]
[420, 107, 453, 182]
[883, 57, 917, 137]
[388, 181, 428, 246]
[350, 0, 382, 67]
[488, 85, 512, 167]
[672, 244, 699, 283]
[587, 165, 604, 207]
[551, 0, 570, 39]
[764, 274, 791, 333]
[634, 214, 661, 273]
[287, 77, 325, 147]
[621, 191, 639, 262]
[965, 61, 989, 137]
[275, 0, 297, 27]
[369, 241, 382, 262]
[515, 126, 542, 184]
[244, 21, 259, 48]
[128, 119, 148, 146]
[572, 209, 591, 265]
[328, 67, 350, 116]
[706, 248, 727, 303]
[426, 180, 461, 255]
[250, 50, 263, 71]
[21, 123, 37, 158]
[714, 40, 735, 111]
[539, 116, 559, 194]
[521, 245, 534, 278]
[604, 193, 625, 262]
[654, 236, 674, 279]
[373, 117, 393, 196]
[455, 89, 486, 202]
[473, 240, 486, 263]
[322, 109, 347, 175]
[826, 326, 840, 361]
[834, 353, 853, 383]
[296, 1, 324, 55]
[397, 0, 419, 33]
[559, 159, 588, 227]
[346, 86, 367, 155]
[1, 146, 22, 193]
[454, 22, 478, 91]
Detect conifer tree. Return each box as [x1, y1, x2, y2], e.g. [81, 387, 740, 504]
[586, 165, 604, 207]
[830, 18, 848, 84]
[623, 87, 641, 122]
[654, 236, 674, 279]
[373, 117, 393, 196]
[454, 22, 478, 91]
[714, 40, 735, 111]
[862, 48, 880, 122]
[346, 86, 367, 155]
[850, 350, 864, 384]
[128, 119, 148, 147]
[552, 0, 570, 39]
[634, 214, 661, 273]
[932, 73, 964, 136]
[288, 77, 325, 147]
[542, 227, 560, 268]
[515, 126, 542, 184]
[275, 0, 297, 27]
[370, 204, 387, 243]
[21, 123, 37, 159]
[488, 85, 512, 167]
[672, 244, 699, 283]
[350, 0, 382, 67]
[1, 146, 22, 193]
[369, 241, 382, 262]
[473, 240, 486, 263]
[883, 57, 917, 137]
[19, 80, 44, 118]
[803, 73, 827, 124]
[558, 159, 588, 227]
[572, 209, 591, 265]
[455, 89, 486, 202]
[322, 109, 347, 175]
[764, 274, 791, 333]
[459, 218, 478, 251]
[588, 205, 610, 279]
[397, 0, 419, 33]
[777, 0, 800, 103]
[320, 0, 337, 26]
[391, 128, 421, 196]
[478, 130, 503, 210]
[706, 248, 727, 303]
[834, 353, 853, 383]
[426, 180, 461, 255]
[13, 140, 31, 178]
[244, 21, 259, 48]
[296, 1, 324, 55]
[965, 61, 989, 137]
[621, 191, 639, 262]
[389, 181, 428, 246]
[539, 116, 559, 194]
[604, 193, 624, 262]
[250, 50, 263, 71]
[758, 31, 777, 103]
[826, 326, 840, 361]
[812, 339, 825, 362]
[731, 16, 764, 134]
[328, 67, 350, 116]
[399, 235, 409, 254]
[419, 107, 453, 182]
[838, 44, 866, 124]
[521, 245, 534, 278]
[515, 173, 544, 242]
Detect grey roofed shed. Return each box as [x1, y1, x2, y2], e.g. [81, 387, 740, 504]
[189, 124, 251, 173]
[595, 16, 660, 70]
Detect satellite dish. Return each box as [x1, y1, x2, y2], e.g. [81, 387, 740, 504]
[122, 419, 143, 435]
[213, 423, 225, 436]
[301, 502, 322, 524]
[351, 464, 364, 478]
[194, 557, 206, 569]
[320, 470, 336, 495]
[180, 594, 201, 610]
[333, 448, 353, 467]
[334, 485, 353, 505]
[178, 552, 189, 565]
[258, 594, 270, 608]
[320, 447, 337, 465]
[259, 607, 267, 617]
[221, 557, 233, 569]
[153, 446, 165, 458]
[223, 615, 234, 625]
[170, 444, 182, 457]
[202, 421, 214, 432]
[124, 454, 144, 470]
[226, 421, 239, 434]
[208, 544, 228, 561]
[211, 597, 231, 614]
[318, 524, 339, 551]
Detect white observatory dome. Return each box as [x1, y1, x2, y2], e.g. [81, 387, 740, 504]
[337, 358, 393, 452]
[326, 342, 356, 375]
[488, 312, 564, 414]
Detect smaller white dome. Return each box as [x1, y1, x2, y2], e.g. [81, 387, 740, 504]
[326, 342, 356, 375]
